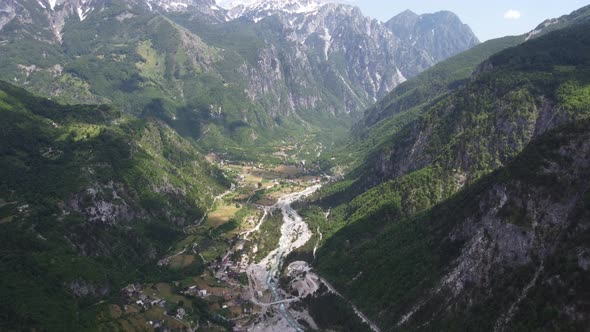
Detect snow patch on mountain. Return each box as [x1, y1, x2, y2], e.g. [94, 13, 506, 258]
[224, 0, 333, 20]
[77, 5, 92, 20]
[48, 0, 58, 10]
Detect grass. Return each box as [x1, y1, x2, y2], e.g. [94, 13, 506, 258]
[207, 205, 241, 228]
[142, 283, 194, 310]
[57, 123, 104, 142]
[199, 238, 229, 262]
[99, 305, 186, 332]
[169, 254, 196, 269]
[273, 165, 302, 176]
[135, 40, 165, 80]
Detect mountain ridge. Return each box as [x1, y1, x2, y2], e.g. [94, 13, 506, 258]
[0, 0, 479, 158]
[298, 14, 590, 331]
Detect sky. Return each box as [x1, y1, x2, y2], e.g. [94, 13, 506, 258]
[218, 0, 590, 41]
[341, 0, 589, 41]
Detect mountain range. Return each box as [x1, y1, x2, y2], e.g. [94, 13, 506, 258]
[0, 0, 478, 158]
[2, 0, 590, 331]
[297, 5, 590, 331]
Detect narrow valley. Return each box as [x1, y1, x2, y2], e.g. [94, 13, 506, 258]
[99, 156, 355, 331]
[1, 0, 590, 331]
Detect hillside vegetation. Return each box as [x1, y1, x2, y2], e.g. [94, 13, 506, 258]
[301, 20, 590, 331]
[0, 81, 228, 330]
[323, 4, 590, 172]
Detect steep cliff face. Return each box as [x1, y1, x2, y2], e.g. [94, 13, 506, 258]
[424, 128, 590, 331]
[335, 5, 590, 173]
[329, 5, 590, 185]
[317, 121, 590, 331]
[0, 0, 18, 31]
[361, 22, 590, 189]
[385, 10, 479, 64]
[224, 5, 408, 117]
[223, 0, 478, 108]
[306, 18, 590, 332]
[0, 0, 479, 154]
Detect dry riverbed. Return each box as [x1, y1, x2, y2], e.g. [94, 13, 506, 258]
[98, 161, 330, 331]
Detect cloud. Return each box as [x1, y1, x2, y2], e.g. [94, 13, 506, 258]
[503, 9, 521, 19]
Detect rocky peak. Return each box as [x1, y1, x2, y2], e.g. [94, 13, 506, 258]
[145, 0, 224, 13]
[385, 9, 479, 62]
[389, 9, 419, 26]
[0, 0, 225, 42]
[0, 0, 18, 31]
[225, 0, 331, 21]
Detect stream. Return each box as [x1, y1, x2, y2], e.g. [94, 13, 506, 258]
[244, 184, 382, 332]
[247, 185, 321, 331]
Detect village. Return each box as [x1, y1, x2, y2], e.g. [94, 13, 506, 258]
[97, 156, 327, 331]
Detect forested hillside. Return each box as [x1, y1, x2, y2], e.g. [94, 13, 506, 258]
[0, 81, 227, 330]
[298, 19, 590, 331]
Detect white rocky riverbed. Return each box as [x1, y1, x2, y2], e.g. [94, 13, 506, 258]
[247, 184, 321, 331]
[242, 183, 380, 332]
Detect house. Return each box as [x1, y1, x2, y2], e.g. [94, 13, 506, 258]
[17, 204, 29, 213]
[198, 289, 208, 297]
[183, 286, 200, 296]
[122, 284, 142, 297]
[176, 307, 186, 320]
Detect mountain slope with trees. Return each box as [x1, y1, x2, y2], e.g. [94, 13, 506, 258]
[0, 0, 478, 158]
[297, 15, 590, 331]
[0, 81, 228, 330]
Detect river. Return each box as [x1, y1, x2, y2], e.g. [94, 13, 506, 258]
[247, 185, 321, 331]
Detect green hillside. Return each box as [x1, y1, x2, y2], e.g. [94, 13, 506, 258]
[0, 81, 228, 330]
[300, 21, 590, 331]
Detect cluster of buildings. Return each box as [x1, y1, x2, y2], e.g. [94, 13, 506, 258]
[121, 284, 167, 310]
[211, 254, 247, 284]
[182, 285, 208, 298]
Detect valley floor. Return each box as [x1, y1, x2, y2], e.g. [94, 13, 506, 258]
[96, 157, 367, 331]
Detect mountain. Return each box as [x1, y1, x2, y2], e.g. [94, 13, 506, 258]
[224, 0, 479, 91]
[385, 9, 479, 64]
[316, 118, 590, 331]
[0, 0, 478, 158]
[525, 4, 590, 40]
[323, 5, 590, 172]
[0, 80, 228, 330]
[2, 0, 590, 331]
[293, 10, 590, 331]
